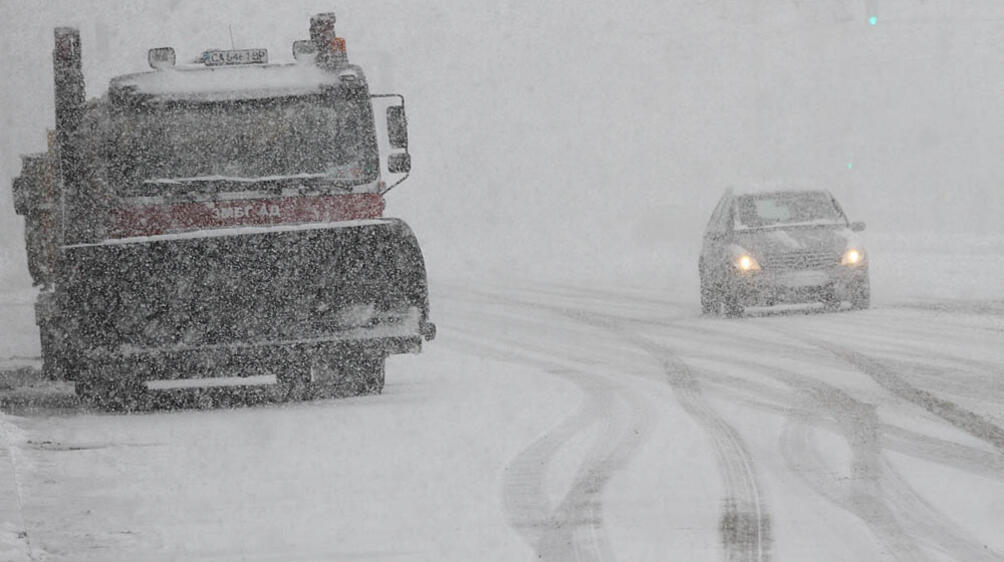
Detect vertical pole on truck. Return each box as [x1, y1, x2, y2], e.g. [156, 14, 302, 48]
[52, 27, 85, 245]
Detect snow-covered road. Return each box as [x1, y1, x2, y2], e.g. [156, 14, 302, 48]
[2, 279, 1003, 561]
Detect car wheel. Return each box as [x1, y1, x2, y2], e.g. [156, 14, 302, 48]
[822, 286, 842, 312]
[699, 270, 716, 314]
[721, 290, 744, 318]
[850, 278, 871, 310]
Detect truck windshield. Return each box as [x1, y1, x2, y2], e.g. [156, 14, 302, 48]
[735, 191, 844, 229]
[106, 94, 378, 194]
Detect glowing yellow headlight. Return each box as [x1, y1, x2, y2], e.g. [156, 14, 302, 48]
[737, 254, 759, 271]
[842, 249, 863, 265]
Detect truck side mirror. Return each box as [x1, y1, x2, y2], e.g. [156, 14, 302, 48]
[388, 152, 411, 174]
[850, 221, 866, 232]
[387, 105, 408, 149]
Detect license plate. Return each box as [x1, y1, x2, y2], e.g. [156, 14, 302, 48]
[203, 48, 268, 66]
[781, 270, 828, 288]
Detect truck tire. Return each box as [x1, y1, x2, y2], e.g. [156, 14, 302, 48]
[309, 352, 385, 398]
[75, 366, 150, 412]
[35, 293, 73, 380]
[354, 355, 386, 395]
[38, 323, 68, 380]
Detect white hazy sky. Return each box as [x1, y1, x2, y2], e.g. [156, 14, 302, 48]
[2, 0, 1003, 287]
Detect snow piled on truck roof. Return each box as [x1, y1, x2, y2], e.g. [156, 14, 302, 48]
[110, 63, 363, 102]
[64, 218, 392, 248]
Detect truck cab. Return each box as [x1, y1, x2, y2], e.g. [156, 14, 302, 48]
[12, 13, 434, 409]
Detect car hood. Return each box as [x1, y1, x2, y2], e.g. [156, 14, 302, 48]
[734, 224, 861, 257]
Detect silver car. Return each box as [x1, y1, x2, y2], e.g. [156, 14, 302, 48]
[699, 189, 869, 316]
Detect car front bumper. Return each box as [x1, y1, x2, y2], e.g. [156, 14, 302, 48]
[729, 265, 868, 306]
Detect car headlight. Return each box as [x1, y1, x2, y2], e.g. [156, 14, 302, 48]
[727, 245, 760, 272]
[842, 248, 864, 266]
[738, 254, 759, 271]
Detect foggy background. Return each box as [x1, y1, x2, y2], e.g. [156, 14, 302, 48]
[2, 0, 1003, 290]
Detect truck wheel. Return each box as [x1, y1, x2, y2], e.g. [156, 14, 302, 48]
[308, 352, 385, 398]
[278, 358, 313, 402]
[353, 355, 385, 395]
[334, 353, 385, 396]
[75, 365, 150, 412]
[36, 295, 73, 380]
[38, 324, 68, 380]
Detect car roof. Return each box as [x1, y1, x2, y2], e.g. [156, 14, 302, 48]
[724, 186, 833, 199]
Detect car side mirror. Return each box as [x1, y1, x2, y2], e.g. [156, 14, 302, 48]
[388, 152, 411, 174]
[850, 221, 866, 232]
[387, 105, 408, 149]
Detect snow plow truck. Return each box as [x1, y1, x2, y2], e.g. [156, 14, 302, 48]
[11, 13, 435, 409]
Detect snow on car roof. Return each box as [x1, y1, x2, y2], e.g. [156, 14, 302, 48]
[109, 63, 365, 102]
[727, 182, 832, 197]
[733, 189, 831, 198]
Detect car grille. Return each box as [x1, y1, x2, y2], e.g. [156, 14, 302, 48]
[761, 251, 839, 271]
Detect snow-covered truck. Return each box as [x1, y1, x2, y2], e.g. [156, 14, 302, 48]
[11, 13, 435, 409]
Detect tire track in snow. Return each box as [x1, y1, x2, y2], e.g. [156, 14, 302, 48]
[452, 285, 999, 560]
[504, 370, 650, 562]
[779, 414, 1002, 562]
[666, 308, 1004, 561]
[688, 351, 1004, 487]
[721, 357, 999, 562]
[440, 328, 653, 562]
[455, 288, 774, 562]
[880, 425, 1004, 483]
[552, 309, 773, 562]
[631, 312, 1002, 562]
[691, 362, 1004, 485]
[791, 318, 1004, 377]
[511, 288, 998, 561]
[685, 322, 1004, 561]
[794, 336, 1004, 452]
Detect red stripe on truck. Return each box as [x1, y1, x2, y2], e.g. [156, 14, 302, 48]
[110, 193, 385, 237]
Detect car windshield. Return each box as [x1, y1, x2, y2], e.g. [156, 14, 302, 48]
[735, 191, 844, 229]
[104, 94, 378, 194]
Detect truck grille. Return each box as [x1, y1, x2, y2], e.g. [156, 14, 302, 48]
[760, 251, 839, 271]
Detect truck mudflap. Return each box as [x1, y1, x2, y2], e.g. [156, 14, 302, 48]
[56, 218, 432, 385]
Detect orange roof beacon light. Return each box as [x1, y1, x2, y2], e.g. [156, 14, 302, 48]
[309, 12, 348, 66]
